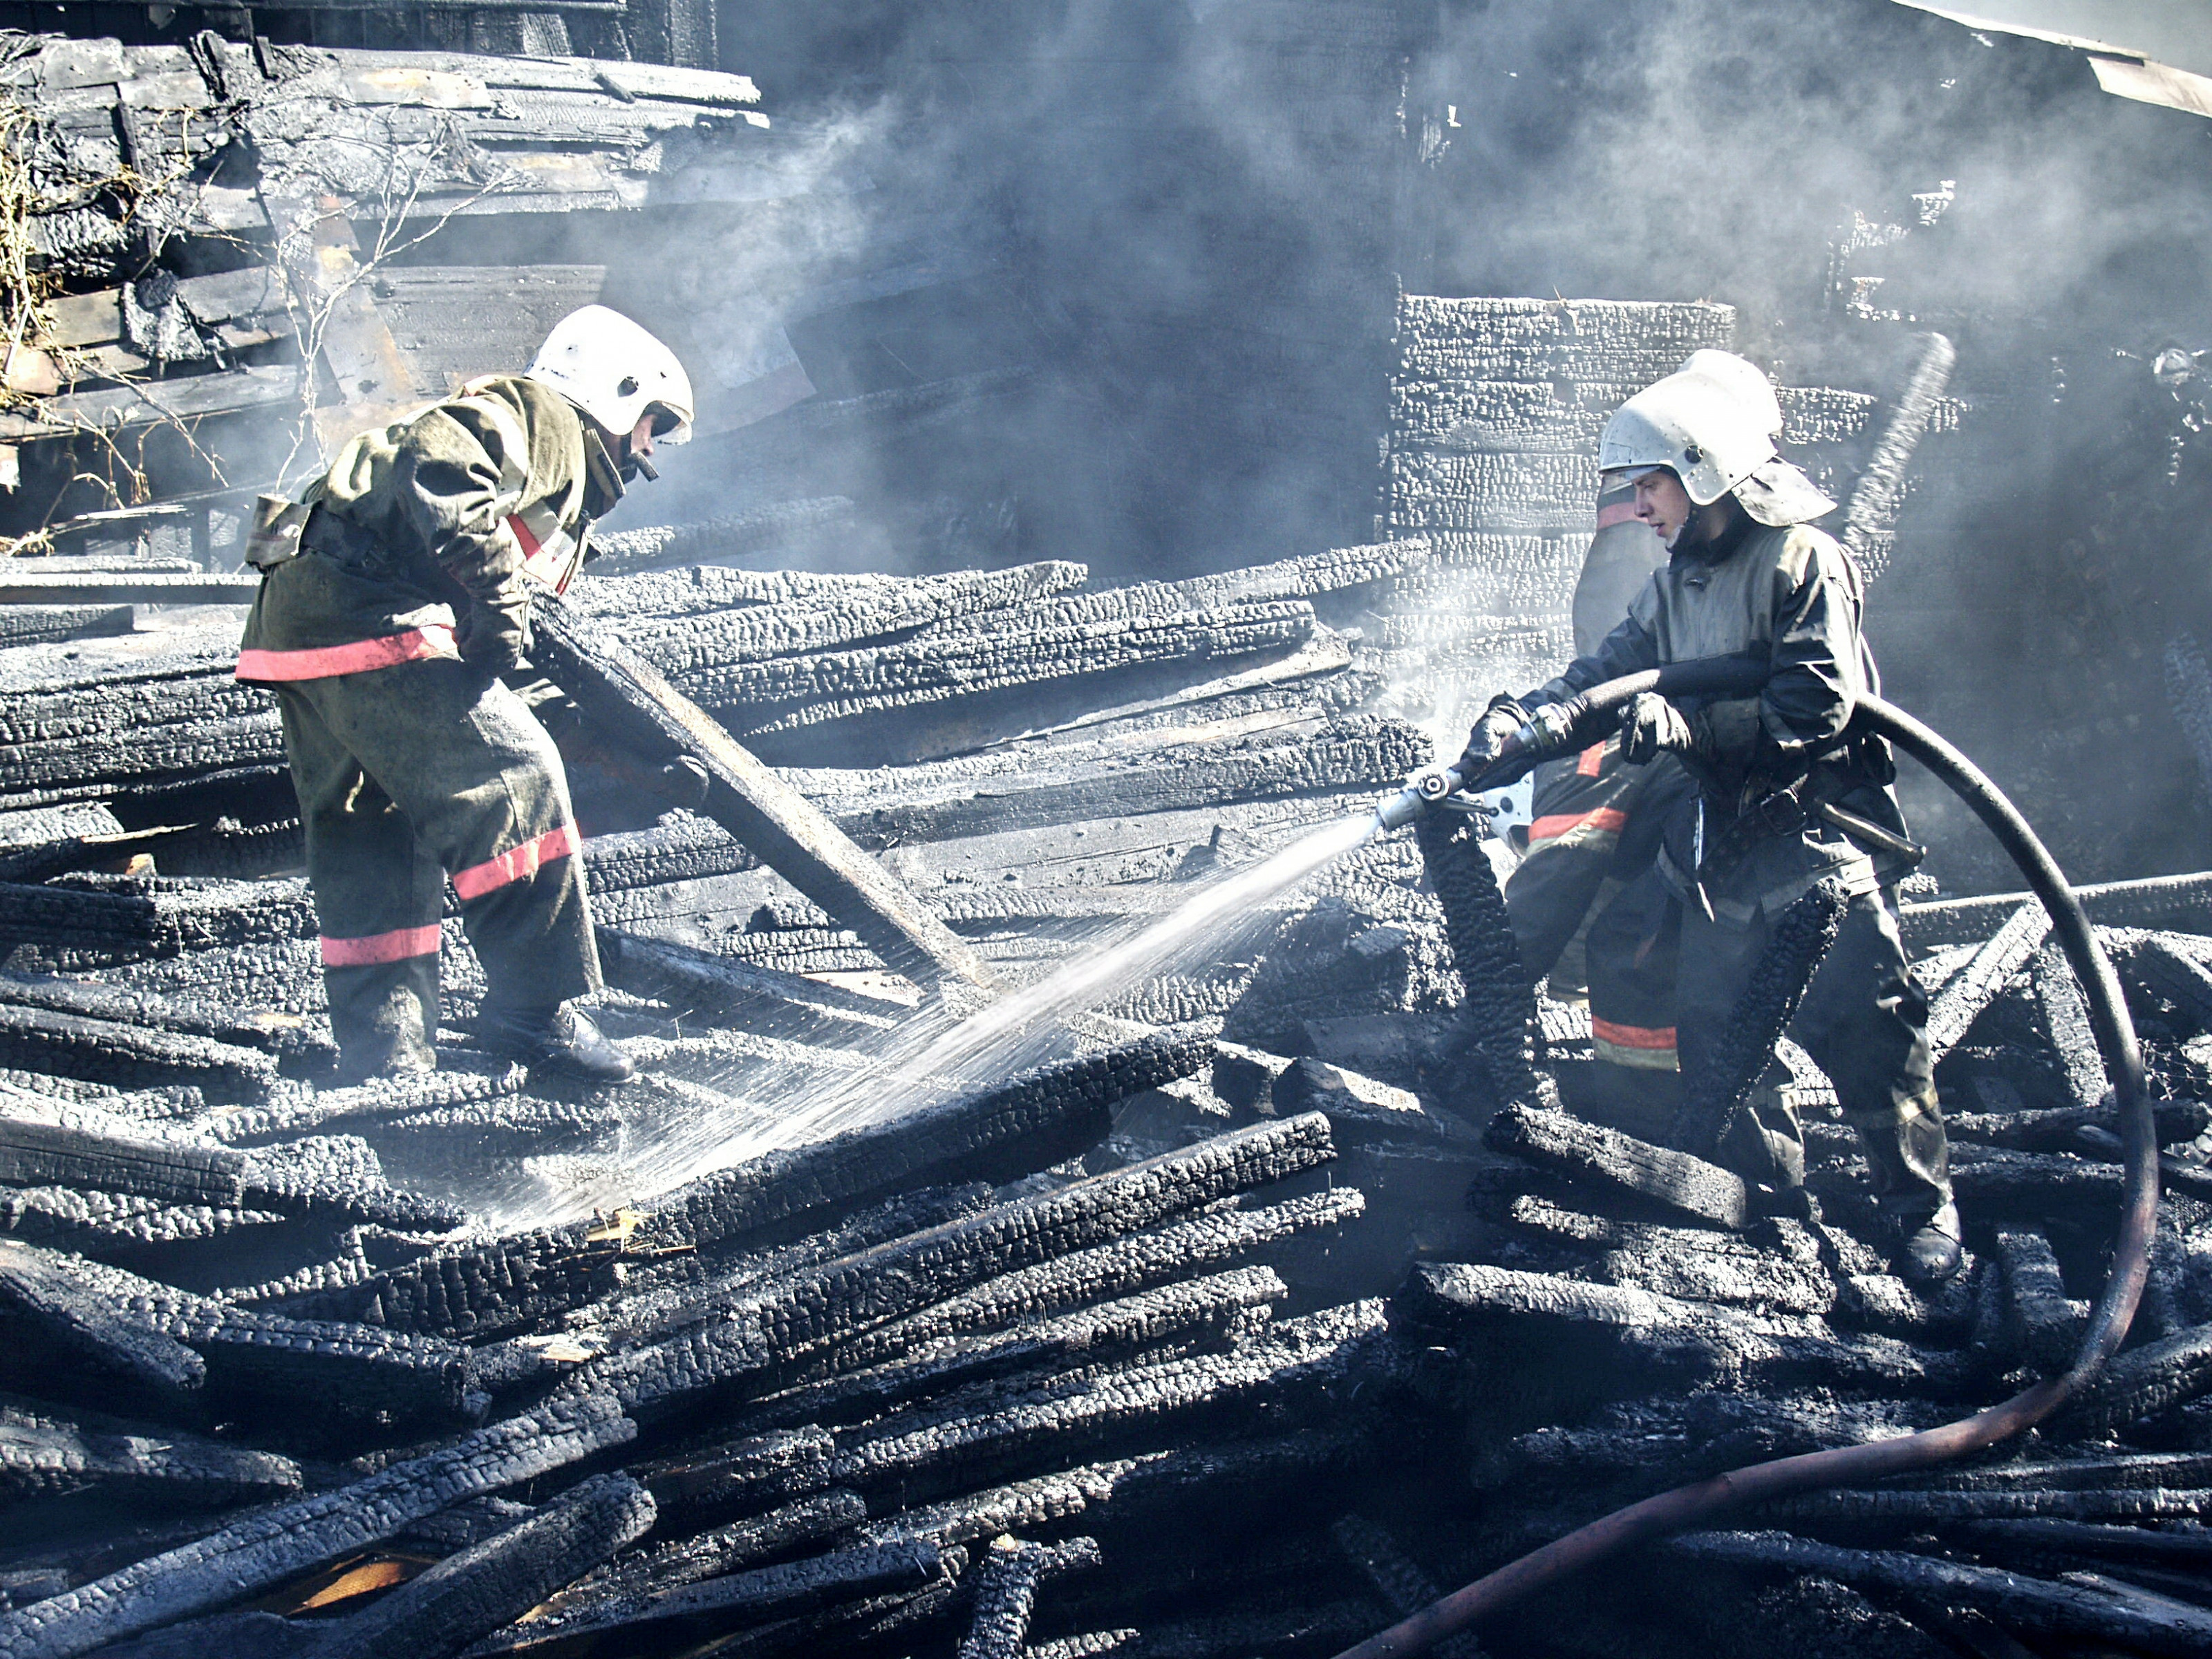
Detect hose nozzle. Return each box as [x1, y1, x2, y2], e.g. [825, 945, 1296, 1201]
[1377, 764, 1465, 831]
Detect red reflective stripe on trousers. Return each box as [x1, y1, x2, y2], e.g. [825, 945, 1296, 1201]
[1590, 1016, 1677, 1051]
[452, 823, 579, 902]
[321, 924, 440, 966]
[236, 624, 458, 683]
[1527, 806, 1628, 844]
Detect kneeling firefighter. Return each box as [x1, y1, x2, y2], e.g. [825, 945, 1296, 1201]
[1457, 353, 1962, 1284]
[236, 305, 694, 1086]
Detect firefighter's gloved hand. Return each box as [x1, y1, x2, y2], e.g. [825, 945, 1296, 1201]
[1620, 691, 1694, 765]
[1455, 697, 1528, 780]
[457, 599, 531, 675]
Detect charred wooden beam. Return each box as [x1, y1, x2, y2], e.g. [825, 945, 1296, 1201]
[1484, 1105, 1750, 1230]
[957, 1535, 1100, 1659]
[0, 1399, 299, 1508]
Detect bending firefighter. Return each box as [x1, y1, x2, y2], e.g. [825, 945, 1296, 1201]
[1459, 353, 1962, 1284]
[236, 305, 694, 1086]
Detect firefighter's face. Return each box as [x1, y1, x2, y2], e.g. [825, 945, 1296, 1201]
[1632, 469, 1693, 543]
[621, 413, 660, 482]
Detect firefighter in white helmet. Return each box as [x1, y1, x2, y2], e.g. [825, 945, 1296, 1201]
[1461, 352, 1960, 1284]
[235, 306, 694, 1084]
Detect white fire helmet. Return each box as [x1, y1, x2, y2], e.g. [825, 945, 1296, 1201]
[526, 305, 695, 447]
[1597, 350, 1833, 527]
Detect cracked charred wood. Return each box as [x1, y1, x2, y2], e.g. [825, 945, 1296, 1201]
[1415, 807, 1539, 1110]
[863, 1423, 1393, 1553]
[636, 1031, 1211, 1255]
[0, 978, 324, 1062]
[572, 561, 1083, 624]
[576, 819, 756, 895]
[0, 1004, 280, 1100]
[1503, 1197, 1837, 1315]
[460, 1539, 950, 1657]
[735, 1267, 1285, 1436]
[597, 928, 901, 1040]
[633, 1425, 834, 1522]
[0, 1396, 633, 1659]
[0, 1245, 471, 1423]
[2130, 934, 2212, 1027]
[819, 1305, 1398, 1507]
[957, 1535, 1100, 1659]
[0, 1398, 299, 1508]
[1670, 879, 1848, 1159]
[1329, 1515, 1482, 1659]
[0, 1240, 203, 1399]
[2052, 1318, 2212, 1437]
[1396, 1262, 1975, 1407]
[814, 1190, 1362, 1380]
[1956, 1517, 2212, 1568]
[0, 877, 311, 972]
[0, 1185, 286, 1264]
[529, 594, 993, 990]
[1945, 1143, 2126, 1215]
[1673, 1569, 1956, 1659]
[1754, 1485, 2212, 1524]
[1994, 1230, 2086, 1374]
[1671, 1529, 2212, 1655]
[517, 1489, 868, 1638]
[2032, 941, 2110, 1109]
[1484, 1104, 1750, 1229]
[1024, 1597, 1387, 1659]
[313, 1473, 657, 1659]
[568, 1116, 1338, 1421]
[1927, 904, 2050, 1061]
[1944, 1096, 2209, 1151]
[686, 603, 1315, 730]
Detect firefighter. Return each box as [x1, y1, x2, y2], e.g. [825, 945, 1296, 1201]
[1460, 353, 1961, 1284]
[236, 305, 693, 1085]
[1504, 352, 1774, 992]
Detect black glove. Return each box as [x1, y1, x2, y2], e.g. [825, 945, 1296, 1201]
[1455, 696, 1529, 779]
[456, 596, 531, 675]
[1620, 691, 1693, 765]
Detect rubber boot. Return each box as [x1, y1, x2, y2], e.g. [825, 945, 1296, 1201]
[477, 1001, 635, 1085]
[1849, 1091, 1962, 1285]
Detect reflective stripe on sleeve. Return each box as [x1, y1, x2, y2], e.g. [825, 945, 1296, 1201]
[1576, 743, 1606, 778]
[1526, 806, 1628, 847]
[452, 823, 579, 902]
[321, 924, 441, 966]
[236, 625, 458, 683]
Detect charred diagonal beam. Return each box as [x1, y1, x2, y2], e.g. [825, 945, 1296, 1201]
[1670, 879, 1847, 1159]
[0, 1399, 299, 1508]
[597, 929, 901, 1040]
[1925, 902, 2048, 1062]
[460, 1540, 950, 1657]
[315, 1473, 657, 1659]
[1484, 1105, 1750, 1229]
[2032, 941, 2110, 1109]
[632, 1425, 834, 1522]
[568, 1116, 1336, 1421]
[0, 1396, 634, 1659]
[1416, 807, 1539, 1110]
[530, 592, 993, 990]
[0, 1240, 204, 1398]
[1670, 1529, 2212, 1656]
[2128, 932, 2212, 1023]
[956, 1535, 1100, 1659]
[1329, 1515, 1482, 1659]
[2052, 1318, 2212, 1438]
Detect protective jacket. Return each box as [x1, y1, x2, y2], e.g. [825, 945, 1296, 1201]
[238, 375, 621, 678]
[1525, 516, 1907, 927]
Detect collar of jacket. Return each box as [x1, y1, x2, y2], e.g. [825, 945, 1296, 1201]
[1669, 500, 1756, 583]
[581, 424, 626, 518]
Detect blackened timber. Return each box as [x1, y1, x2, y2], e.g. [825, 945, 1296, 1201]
[1415, 807, 1538, 1109]
[635, 1031, 1211, 1255]
[957, 1536, 1100, 1659]
[460, 1541, 950, 1656]
[1670, 1530, 2212, 1656]
[0, 976, 326, 1060]
[0, 1240, 204, 1398]
[1925, 903, 2049, 1060]
[1484, 1105, 1750, 1229]
[2031, 942, 2109, 1109]
[567, 1116, 1337, 1420]
[2054, 1319, 2212, 1436]
[0, 1396, 634, 1659]
[315, 1473, 656, 1659]
[598, 928, 901, 1039]
[1329, 1515, 1481, 1659]
[0, 1400, 298, 1507]
[0, 1004, 279, 1098]
[1945, 1098, 2209, 1151]
[530, 593, 993, 990]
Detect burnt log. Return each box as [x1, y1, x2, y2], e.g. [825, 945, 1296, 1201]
[1329, 1514, 1481, 1659]
[1993, 1230, 2085, 1374]
[1671, 1529, 2212, 1656]
[1944, 1097, 2209, 1152]
[1415, 807, 1539, 1110]
[0, 1400, 299, 1508]
[0, 1396, 634, 1659]
[1926, 903, 2049, 1060]
[1484, 1105, 1750, 1229]
[956, 1535, 1100, 1659]
[0, 1239, 203, 1399]
[313, 1473, 656, 1659]
[2052, 1319, 2212, 1437]
[2032, 942, 2110, 1109]
[0, 1005, 279, 1100]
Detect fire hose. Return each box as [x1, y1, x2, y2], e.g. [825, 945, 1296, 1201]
[1347, 660, 2157, 1659]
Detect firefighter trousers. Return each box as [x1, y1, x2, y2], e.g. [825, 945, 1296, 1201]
[1583, 872, 1951, 1224]
[274, 656, 601, 1077]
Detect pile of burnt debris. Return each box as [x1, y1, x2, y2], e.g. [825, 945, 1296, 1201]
[0, 514, 2199, 1659]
